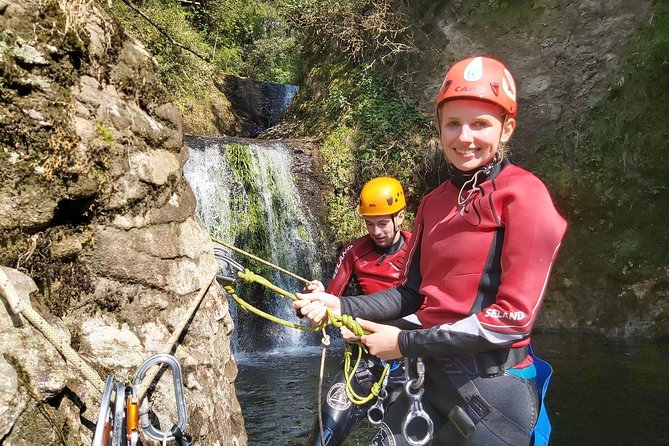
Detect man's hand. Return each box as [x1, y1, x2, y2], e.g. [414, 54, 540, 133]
[293, 291, 341, 325]
[357, 318, 402, 360]
[303, 280, 325, 293]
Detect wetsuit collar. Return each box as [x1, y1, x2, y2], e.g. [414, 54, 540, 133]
[373, 232, 406, 255]
[450, 156, 509, 189]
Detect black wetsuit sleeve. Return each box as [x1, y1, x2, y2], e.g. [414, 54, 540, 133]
[340, 225, 424, 320]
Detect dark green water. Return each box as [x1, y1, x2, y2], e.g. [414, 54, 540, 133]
[234, 333, 669, 445]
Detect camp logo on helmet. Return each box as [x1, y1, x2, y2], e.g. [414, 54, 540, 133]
[454, 85, 485, 94]
[463, 57, 484, 81]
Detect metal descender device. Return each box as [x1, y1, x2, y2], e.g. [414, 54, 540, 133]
[401, 357, 434, 446]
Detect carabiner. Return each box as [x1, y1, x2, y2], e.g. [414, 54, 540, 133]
[112, 383, 127, 446]
[133, 354, 188, 443]
[92, 375, 115, 446]
[213, 246, 245, 285]
[401, 379, 434, 446]
[126, 386, 140, 446]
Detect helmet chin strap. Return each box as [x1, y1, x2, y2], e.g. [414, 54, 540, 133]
[390, 212, 403, 244]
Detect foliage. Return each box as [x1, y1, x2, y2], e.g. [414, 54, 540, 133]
[105, 0, 300, 130]
[282, 0, 439, 243]
[284, 0, 418, 70]
[534, 0, 669, 325]
[301, 67, 435, 242]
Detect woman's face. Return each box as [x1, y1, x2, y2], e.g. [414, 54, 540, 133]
[438, 99, 516, 171]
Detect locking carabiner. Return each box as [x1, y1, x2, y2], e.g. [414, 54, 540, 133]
[92, 375, 115, 446]
[112, 383, 127, 446]
[126, 386, 140, 446]
[132, 354, 188, 444]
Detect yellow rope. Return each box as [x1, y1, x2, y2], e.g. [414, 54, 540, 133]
[343, 347, 390, 405]
[227, 268, 388, 405]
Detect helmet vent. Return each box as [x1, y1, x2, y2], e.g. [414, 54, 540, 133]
[490, 81, 499, 96]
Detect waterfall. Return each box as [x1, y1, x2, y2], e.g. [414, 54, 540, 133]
[183, 137, 323, 353]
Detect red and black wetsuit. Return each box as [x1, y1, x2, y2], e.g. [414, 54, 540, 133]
[327, 230, 412, 296]
[340, 158, 568, 445]
[307, 231, 412, 446]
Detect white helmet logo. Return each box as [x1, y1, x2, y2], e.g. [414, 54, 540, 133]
[464, 57, 483, 81]
[502, 68, 516, 101]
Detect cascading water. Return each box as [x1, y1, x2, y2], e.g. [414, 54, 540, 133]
[183, 136, 323, 353]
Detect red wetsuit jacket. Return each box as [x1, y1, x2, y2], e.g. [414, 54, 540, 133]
[327, 231, 412, 296]
[340, 159, 568, 358]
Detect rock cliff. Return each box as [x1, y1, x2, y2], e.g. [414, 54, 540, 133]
[0, 1, 245, 444]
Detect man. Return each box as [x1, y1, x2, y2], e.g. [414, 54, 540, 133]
[306, 176, 413, 446]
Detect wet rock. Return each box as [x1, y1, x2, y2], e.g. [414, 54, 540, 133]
[0, 1, 245, 443]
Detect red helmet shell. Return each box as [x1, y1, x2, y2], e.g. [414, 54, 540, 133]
[436, 56, 517, 118]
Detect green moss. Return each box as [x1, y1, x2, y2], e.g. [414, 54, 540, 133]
[224, 144, 271, 275]
[96, 124, 115, 147]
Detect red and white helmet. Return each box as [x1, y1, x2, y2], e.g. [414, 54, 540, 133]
[435, 56, 517, 118]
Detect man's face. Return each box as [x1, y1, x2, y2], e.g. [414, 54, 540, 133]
[364, 212, 404, 248]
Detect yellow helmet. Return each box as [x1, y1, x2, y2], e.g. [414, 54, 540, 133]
[359, 177, 406, 216]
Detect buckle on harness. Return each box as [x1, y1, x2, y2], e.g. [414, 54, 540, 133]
[448, 405, 475, 440]
[464, 395, 490, 422]
[448, 395, 491, 439]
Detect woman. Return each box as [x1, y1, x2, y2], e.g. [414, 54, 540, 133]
[295, 56, 567, 446]
[294, 57, 567, 446]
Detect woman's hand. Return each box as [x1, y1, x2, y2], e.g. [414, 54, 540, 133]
[293, 291, 341, 325]
[303, 279, 325, 293]
[357, 318, 402, 360]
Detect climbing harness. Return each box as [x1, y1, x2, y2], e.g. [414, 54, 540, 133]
[401, 358, 434, 446]
[443, 347, 537, 444]
[92, 354, 191, 446]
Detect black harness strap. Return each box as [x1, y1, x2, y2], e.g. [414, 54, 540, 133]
[442, 347, 531, 444]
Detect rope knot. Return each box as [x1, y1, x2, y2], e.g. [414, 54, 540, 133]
[241, 269, 256, 283]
